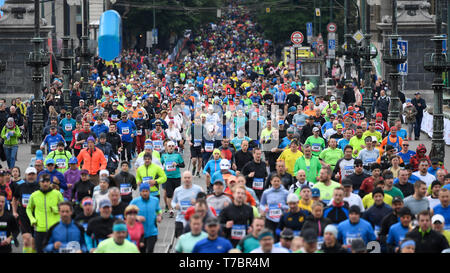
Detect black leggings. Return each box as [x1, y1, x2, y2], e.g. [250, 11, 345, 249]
[175, 221, 184, 238]
[141, 236, 158, 253]
[121, 141, 133, 162]
[34, 231, 47, 253]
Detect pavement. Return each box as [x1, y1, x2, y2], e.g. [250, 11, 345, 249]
[7, 127, 450, 253]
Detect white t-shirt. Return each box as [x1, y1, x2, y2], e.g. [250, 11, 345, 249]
[330, 193, 365, 212]
[412, 171, 436, 188]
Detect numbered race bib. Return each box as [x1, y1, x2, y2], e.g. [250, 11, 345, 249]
[344, 165, 354, 176]
[180, 200, 192, 213]
[56, 158, 66, 169]
[268, 204, 282, 219]
[317, 236, 324, 249]
[22, 194, 31, 207]
[50, 143, 57, 151]
[142, 176, 153, 184]
[231, 224, 246, 240]
[215, 209, 221, 216]
[0, 231, 7, 242]
[59, 241, 81, 253]
[136, 129, 143, 136]
[122, 127, 130, 135]
[165, 161, 176, 172]
[120, 184, 132, 195]
[252, 178, 264, 190]
[193, 139, 202, 147]
[365, 158, 375, 164]
[65, 124, 73, 131]
[345, 233, 361, 246]
[153, 140, 163, 151]
[205, 142, 214, 152]
[82, 142, 88, 149]
[374, 225, 381, 239]
[311, 143, 321, 152]
[111, 114, 118, 120]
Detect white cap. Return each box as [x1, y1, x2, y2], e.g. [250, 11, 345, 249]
[371, 136, 378, 142]
[132, 101, 138, 107]
[220, 159, 231, 170]
[287, 193, 299, 203]
[432, 214, 445, 224]
[324, 225, 338, 237]
[167, 141, 176, 146]
[25, 167, 37, 174]
[99, 169, 109, 177]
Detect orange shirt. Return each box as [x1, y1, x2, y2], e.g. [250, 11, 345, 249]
[379, 135, 403, 155]
[224, 187, 256, 206]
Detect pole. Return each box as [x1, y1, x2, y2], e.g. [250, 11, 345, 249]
[344, 0, 352, 85]
[153, 0, 156, 31]
[81, 0, 91, 104]
[62, 0, 72, 112]
[319, 0, 321, 37]
[429, 0, 445, 161]
[330, 0, 333, 22]
[387, 0, 401, 127]
[313, 0, 316, 37]
[362, 0, 373, 119]
[294, 46, 297, 77]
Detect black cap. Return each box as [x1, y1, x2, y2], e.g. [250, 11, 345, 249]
[280, 228, 294, 239]
[349, 205, 361, 214]
[205, 217, 219, 226]
[385, 144, 395, 151]
[372, 187, 385, 197]
[342, 179, 353, 187]
[351, 239, 366, 252]
[301, 229, 318, 243]
[57, 141, 65, 147]
[398, 207, 413, 217]
[392, 196, 404, 204]
[431, 180, 442, 188]
[354, 159, 363, 166]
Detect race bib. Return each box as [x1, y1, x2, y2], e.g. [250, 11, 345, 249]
[344, 165, 354, 176]
[120, 184, 132, 195]
[136, 129, 143, 136]
[111, 114, 118, 120]
[311, 143, 321, 152]
[252, 178, 264, 190]
[104, 155, 109, 162]
[65, 124, 73, 131]
[143, 176, 153, 184]
[180, 200, 192, 212]
[50, 143, 57, 151]
[193, 139, 202, 147]
[82, 142, 88, 148]
[59, 241, 81, 253]
[268, 204, 282, 219]
[345, 233, 361, 246]
[0, 231, 7, 242]
[165, 161, 176, 172]
[205, 143, 214, 152]
[317, 236, 324, 249]
[122, 127, 130, 135]
[374, 225, 381, 239]
[231, 224, 246, 240]
[22, 194, 31, 207]
[153, 140, 163, 151]
[56, 158, 66, 169]
[365, 158, 375, 164]
[215, 209, 221, 216]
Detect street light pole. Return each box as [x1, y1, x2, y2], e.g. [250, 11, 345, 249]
[424, 0, 448, 161]
[344, 0, 352, 85]
[80, 0, 92, 104]
[61, 0, 72, 112]
[383, 0, 405, 127]
[361, 0, 376, 119]
[26, 0, 50, 154]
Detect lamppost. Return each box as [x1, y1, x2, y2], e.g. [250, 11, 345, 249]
[382, 0, 406, 128]
[343, 0, 352, 85]
[26, 0, 50, 154]
[424, 0, 449, 161]
[80, 0, 92, 104]
[60, 0, 79, 112]
[360, 0, 378, 119]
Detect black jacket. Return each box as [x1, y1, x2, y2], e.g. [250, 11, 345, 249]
[321, 241, 348, 253]
[106, 132, 122, 154]
[395, 182, 415, 198]
[241, 160, 268, 199]
[343, 88, 356, 106]
[234, 150, 253, 172]
[302, 215, 333, 237]
[323, 202, 350, 224]
[405, 227, 449, 253]
[265, 171, 294, 190]
[113, 171, 137, 204]
[411, 97, 427, 118]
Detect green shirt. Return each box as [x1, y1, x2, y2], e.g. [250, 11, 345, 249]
[175, 231, 208, 253]
[136, 163, 167, 196]
[319, 148, 344, 170]
[362, 130, 382, 143]
[305, 136, 326, 157]
[293, 156, 322, 183]
[237, 234, 260, 253]
[94, 238, 140, 253]
[349, 136, 366, 157]
[160, 152, 184, 179]
[312, 181, 341, 203]
[384, 187, 404, 199]
[45, 150, 73, 174]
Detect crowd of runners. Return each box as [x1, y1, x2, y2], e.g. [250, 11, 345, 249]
[0, 0, 449, 253]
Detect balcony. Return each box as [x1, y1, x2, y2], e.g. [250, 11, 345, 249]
[381, 49, 407, 65]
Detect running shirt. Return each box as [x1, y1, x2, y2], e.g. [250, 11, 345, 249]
[305, 136, 326, 157]
[319, 148, 344, 170]
[312, 181, 341, 205]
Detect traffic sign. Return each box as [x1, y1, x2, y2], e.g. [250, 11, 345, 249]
[306, 22, 313, 43]
[315, 8, 321, 17]
[291, 31, 304, 45]
[327, 22, 337, 33]
[352, 30, 364, 44]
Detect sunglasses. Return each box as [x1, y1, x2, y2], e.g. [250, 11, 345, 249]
[355, 164, 363, 167]
[126, 211, 138, 215]
[403, 144, 409, 146]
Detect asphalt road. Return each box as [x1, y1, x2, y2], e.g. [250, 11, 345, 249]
[8, 129, 450, 253]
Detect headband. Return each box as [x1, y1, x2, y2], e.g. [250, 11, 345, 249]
[258, 231, 274, 240]
[401, 240, 415, 249]
[113, 223, 128, 232]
